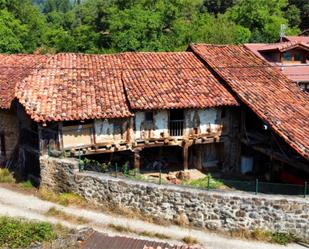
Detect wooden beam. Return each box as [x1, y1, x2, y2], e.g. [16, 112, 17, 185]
[183, 142, 189, 170]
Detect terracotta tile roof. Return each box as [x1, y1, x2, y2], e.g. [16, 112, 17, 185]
[256, 41, 309, 52]
[278, 64, 309, 82]
[0, 54, 48, 109]
[16, 53, 132, 122]
[190, 44, 309, 160]
[121, 52, 238, 110]
[283, 36, 309, 44]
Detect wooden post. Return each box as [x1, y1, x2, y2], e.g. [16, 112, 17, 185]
[134, 149, 141, 170]
[183, 143, 189, 170]
[196, 146, 203, 170]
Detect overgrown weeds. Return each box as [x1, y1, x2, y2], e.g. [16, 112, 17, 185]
[0, 168, 15, 183]
[45, 207, 89, 224]
[0, 216, 55, 249]
[39, 188, 86, 206]
[182, 174, 224, 189]
[108, 224, 171, 240]
[182, 236, 199, 245]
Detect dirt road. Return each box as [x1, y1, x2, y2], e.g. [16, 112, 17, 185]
[0, 186, 305, 249]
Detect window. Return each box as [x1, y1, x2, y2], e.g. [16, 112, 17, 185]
[283, 51, 292, 61]
[294, 52, 302, 62]
[0, 133, 5, 157]
[145, 112, 154, 122]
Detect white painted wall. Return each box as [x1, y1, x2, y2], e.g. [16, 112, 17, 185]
[94, 119, 130, 144]
[135, 108, 223, 140]
[95, 119, 114, 143]
[184, 109, 222, 136]
[134, 110, 169, 140]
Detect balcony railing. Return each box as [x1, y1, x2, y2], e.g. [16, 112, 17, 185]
[169, 120, 184, 137]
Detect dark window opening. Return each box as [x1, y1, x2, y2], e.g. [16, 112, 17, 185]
[145, 112, 154, 122]
[221, 108, 226, 118]
[283, 51, 292, 61]
[169, 109, 184, 136]
[0, 133, 6, 157]
[63, 119, 93, 127]
[294, 52, 302, 62]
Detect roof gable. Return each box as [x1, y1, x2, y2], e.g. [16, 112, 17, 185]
[190, 44, 309, 160]
[0, 54, 48, 109]
[16, 53, 132, 122]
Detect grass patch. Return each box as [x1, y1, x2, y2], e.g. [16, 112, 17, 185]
[0, 216, 55, 249]
[183, 174, 223, 189]
[0, 168, 15, 183]
[45, 207, 89, 225]
[19, 180, 34, 189]
[108, 224, 171, 240]
[182, 236, 199, 245]
[270, 232, 299, 245]
[39, 188, 86, 207]
[250, 229, 299, 245]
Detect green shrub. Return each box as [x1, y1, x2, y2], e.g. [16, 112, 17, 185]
[0, 168, 15, 183]
[0, 216, 55, 248]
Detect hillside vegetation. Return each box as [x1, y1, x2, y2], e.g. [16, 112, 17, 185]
[0, 0, 307, 54]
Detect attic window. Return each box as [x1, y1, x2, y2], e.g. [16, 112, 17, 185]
[283, 51, 292, 61]
[294, 52, 302, 62]
[145, 112, 154, 122]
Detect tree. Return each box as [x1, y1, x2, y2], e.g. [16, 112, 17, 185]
[0, 10, 27, 53]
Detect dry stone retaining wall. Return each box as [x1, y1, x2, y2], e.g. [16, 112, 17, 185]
[40, 156, 309, 240]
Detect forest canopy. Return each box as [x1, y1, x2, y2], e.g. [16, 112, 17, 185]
[0, 0, 306, 53]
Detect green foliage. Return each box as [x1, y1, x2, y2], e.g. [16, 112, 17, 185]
[271, 232, 298, 245]
[183, 174, 224, 189]
[0, 0, 305, 53]
[227, 0, 300, 42]
[0, 168, 15, 183]
[19, 180, 34, 188]
[0, 216, 55, 248]
[80, 158, 111, 172]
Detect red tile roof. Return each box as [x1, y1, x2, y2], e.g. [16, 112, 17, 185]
[283, 36, 309, 44]
[256, 41, 309, 52]
[278, 65, 309, 82]
[190, 44, 309, 160]
[0, 54, 48, 109]
[121, 52, 238, 110]
[16, 53, 132, 122]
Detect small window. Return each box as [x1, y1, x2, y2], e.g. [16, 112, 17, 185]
[294, 52, 302, 62]
[283, 51, 292, 61]
[0, 133, 5, 157]
[145, 112, 154, 122]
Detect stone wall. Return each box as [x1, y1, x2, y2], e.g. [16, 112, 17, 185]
[0, 110, 19, 165]
[40, 156, 309, 240]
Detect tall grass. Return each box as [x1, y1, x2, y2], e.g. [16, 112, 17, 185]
[0, 168, 15, 183]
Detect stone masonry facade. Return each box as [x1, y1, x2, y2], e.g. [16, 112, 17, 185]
[40, 156, 309, 240]
[0, 110, 19, 166]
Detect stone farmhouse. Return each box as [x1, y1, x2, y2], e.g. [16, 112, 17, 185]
[0, 44, 308, 183]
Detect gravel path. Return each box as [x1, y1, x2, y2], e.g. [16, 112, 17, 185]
[0, 186, 305, 249]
